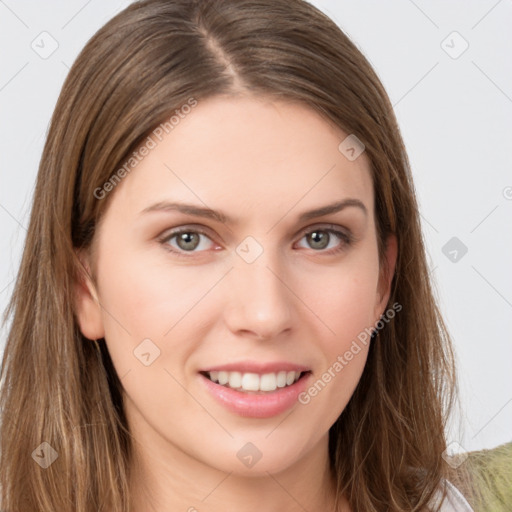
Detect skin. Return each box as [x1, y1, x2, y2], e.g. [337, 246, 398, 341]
[74, 95, 397, 512]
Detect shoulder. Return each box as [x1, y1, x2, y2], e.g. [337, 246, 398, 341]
[431, 478, 474, 512]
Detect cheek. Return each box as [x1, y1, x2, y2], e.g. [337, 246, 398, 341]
[293, 264, 377, 432]
[291, 248, 379, 409]
[93, 249, 216, 428]
[94, 244, 227, 374]
[295, 250, 381, 344]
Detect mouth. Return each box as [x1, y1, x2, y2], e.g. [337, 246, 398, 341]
[200, 369, 311, 394]
[198, 364, 313, 418]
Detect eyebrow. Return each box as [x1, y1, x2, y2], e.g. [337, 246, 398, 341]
[139, 198, 367, 224]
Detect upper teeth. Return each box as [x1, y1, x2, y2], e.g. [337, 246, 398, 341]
[207, 370, 302, 392]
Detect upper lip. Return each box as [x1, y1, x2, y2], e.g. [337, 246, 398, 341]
[200, 361, 311, 374]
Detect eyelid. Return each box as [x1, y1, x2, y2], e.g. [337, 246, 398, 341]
[159, 223, 216, 240]
[296, 222, 352, 240]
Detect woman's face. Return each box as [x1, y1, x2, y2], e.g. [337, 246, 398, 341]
[75, 95, 396, 477]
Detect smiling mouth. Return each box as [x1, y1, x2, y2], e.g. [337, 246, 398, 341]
[200, 370, 311, 393]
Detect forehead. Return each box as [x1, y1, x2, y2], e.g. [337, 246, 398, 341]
[105, 95, 373, 224]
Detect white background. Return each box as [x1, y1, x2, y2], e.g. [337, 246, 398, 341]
[0, 0, 511, 453]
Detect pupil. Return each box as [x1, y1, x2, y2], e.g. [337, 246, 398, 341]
[178, 232, 199, 251]
[309, 231, 328, 249]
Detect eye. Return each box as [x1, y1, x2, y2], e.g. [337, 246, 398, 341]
[158, 224, 353, 258]
[159, 227, 218, 256]
[295, 225, 353, 254]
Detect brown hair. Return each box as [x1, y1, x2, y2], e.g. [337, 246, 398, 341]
[0, 0, 472, 510]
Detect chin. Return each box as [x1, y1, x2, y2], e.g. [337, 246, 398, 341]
[194, 433, 315, 477]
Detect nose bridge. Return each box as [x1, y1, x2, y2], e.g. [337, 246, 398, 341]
[225, 241, 293, 339]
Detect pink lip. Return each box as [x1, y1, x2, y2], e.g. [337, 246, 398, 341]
[200, 361, 310, 374]
[198, 371, 312, 419]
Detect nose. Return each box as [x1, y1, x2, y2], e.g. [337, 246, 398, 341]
[223, 250, 294, 341]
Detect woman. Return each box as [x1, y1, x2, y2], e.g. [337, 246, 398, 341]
[0, 0, 478, 510]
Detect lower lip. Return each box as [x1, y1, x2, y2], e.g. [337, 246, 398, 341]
[199, 373, 311, 419]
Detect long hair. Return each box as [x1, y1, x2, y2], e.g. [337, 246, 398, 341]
[0, 1, 471, 510]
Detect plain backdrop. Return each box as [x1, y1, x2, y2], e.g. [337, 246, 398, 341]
[0, 0, 511, 454]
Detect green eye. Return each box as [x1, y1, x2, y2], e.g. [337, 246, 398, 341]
[160, 228, 215, 256]
[297, 227, 353, 254]
[159, 224, 353, 258]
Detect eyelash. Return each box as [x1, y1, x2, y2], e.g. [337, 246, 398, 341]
[158, 224, 354, 258]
